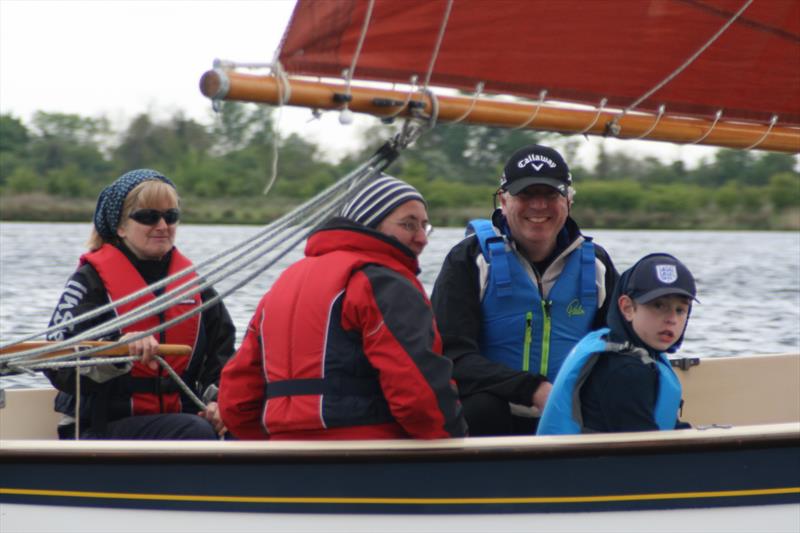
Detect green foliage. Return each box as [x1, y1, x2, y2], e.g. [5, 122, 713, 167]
[4, 166, 42, 193]
[574, 181, 643, 211]
[642, 184, 710, 213]
[715, 182, 742, 210]
[1, 106, 798, 231]
[0, 114, 30, 154]
[398, 123, 542, 185]
[768, 172, 800, 209]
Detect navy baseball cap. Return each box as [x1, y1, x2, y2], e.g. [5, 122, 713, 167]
[499, 144, 572, 196]
[626, 253, 699, 304]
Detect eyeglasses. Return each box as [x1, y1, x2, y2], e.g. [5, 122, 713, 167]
[514, 187, 562, 201]
[129, 208, 180, 226]
[394, 219, 433, 236]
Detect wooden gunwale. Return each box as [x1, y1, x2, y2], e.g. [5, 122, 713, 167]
[1, 423, 797, 464]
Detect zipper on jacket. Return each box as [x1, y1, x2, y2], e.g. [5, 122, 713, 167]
[522, 312, 533, 372]
[540, 300, 553, 377]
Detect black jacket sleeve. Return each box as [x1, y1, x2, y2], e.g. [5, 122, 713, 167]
[431, 237, 544, 406]
[194, 286, 236, 397]
[43, 265, 236, 399]
[43, 264, 120, 395]
[591, 243, 620, 330]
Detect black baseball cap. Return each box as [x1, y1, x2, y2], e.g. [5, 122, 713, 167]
[626, 253, 699, 304]
[499, 144, 572, 196]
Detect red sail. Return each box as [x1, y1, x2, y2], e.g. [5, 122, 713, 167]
[278, 0, 800, 127]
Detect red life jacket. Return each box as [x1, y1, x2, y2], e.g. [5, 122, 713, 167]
[81, 244, 201, 415]
[260, 229, 428, 437]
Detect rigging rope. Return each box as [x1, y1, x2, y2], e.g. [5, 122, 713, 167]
[0, 143, 400, 372]
[512, 90, 548, 131]
[690, 109, 724, 145]
[743, 114, 779, 150]
[263, 61, 292, 195]
[342, 0, 376, 105]
[449, 83, 484, 125]
[422, 0, 454, 92]
[381, 76, 419, 121]
[609, 0, 754, 130]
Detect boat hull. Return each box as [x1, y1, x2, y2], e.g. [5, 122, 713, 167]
[2, 426, 798, 516]
[2, 353, 799, 530]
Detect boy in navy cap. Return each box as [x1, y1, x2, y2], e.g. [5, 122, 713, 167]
[537, 253, 697, 434]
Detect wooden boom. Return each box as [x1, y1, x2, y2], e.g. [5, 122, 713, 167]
[200, 69, 800, 153]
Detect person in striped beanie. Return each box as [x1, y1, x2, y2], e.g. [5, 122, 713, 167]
[220, 174, 467, 440]
[339, 174, 430, 256]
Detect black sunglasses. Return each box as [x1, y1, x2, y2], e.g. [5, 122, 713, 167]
[129, 208, 180, 226]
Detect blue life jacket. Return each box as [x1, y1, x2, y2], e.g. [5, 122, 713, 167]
[536, 328, 683, 435]
[468, 219, 597, 381]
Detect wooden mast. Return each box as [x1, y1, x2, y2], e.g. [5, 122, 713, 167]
[200, 70, 800, 153]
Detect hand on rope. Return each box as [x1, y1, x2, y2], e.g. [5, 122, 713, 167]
[199, 401, 227, 437]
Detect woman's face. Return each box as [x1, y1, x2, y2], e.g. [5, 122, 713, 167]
[116, 197, 178, 261]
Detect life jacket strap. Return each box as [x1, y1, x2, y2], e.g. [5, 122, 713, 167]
[580, 238, 596, 302]
[266, 376, 382, 399]
[486, 236, 513, 297]
[468, 219, 513, 298]
[127, 376, 184, 394]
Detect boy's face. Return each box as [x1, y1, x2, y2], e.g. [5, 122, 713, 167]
[619, 294, 691, 352]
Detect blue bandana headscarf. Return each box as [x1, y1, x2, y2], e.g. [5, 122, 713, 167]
[93, 169, 175, 240]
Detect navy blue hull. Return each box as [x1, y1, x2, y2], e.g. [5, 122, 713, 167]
[2, 431, 798, 514]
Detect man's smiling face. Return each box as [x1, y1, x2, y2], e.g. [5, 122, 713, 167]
[499, 184, 569, 262]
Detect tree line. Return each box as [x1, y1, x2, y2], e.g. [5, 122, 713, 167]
[1, 103, 798, 229]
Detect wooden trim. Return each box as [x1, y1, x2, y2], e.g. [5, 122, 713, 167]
[1, 423, 798, 463]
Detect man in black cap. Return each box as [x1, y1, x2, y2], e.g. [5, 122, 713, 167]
[431, 144, 618, 436]
[537, 253, 697, 434]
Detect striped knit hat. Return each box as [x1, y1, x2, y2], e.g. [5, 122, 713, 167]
[341, 175, 426, 228]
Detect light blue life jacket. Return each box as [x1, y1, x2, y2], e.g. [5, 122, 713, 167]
[536, 328, 683, 435]
[468, 219, 597, 381]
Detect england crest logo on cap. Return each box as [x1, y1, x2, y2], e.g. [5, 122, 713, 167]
[656, 264, 678, 284]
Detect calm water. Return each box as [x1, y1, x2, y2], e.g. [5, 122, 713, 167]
[1, 221, 798, 387]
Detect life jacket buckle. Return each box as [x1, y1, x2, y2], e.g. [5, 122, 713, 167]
[670, 356, 700, 371]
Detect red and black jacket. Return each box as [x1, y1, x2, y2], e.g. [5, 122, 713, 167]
[220, 218, 467, 440]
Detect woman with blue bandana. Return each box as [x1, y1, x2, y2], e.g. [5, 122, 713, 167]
[43, 169, 236, 440]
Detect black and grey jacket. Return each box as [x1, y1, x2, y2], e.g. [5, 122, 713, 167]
[431, 211, 618, 406]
